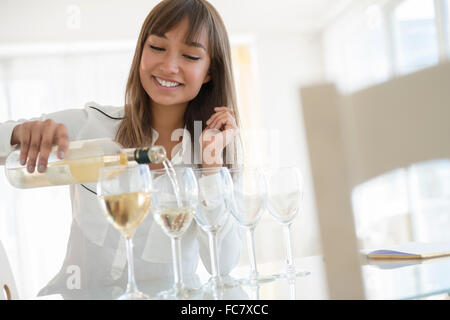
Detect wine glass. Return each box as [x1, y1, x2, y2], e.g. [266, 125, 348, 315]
[150, 166, 200, 299]
[97, 164, 152, 300]
[265, 166, 310, 279]
[227, 167, 275, 285]
[192, 166, 238, 294]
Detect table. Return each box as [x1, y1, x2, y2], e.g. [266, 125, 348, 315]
[36, 254, 450, 300]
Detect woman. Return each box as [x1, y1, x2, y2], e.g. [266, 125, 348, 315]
[0, 0, 242, 296]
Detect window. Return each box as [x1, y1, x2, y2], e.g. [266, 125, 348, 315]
[352, 169, 411, 249]
[408, 160, 450, 243]
[392, 0, 439, 74]
[323, 4, 390, 93]
[352, 159, 450, 249]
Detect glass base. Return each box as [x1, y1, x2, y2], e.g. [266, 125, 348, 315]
[117, 290, 150, 300]
[155, 285, 202, 300]
[273, 269, 311, 279]
[239, 273, 276, 286]
[203, 276, 241, 290]
[200, 276, 241, 299]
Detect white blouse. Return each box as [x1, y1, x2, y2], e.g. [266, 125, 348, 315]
[0, 102, 242, 296]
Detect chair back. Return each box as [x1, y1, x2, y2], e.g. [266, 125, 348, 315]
[300, 62, 450, 299]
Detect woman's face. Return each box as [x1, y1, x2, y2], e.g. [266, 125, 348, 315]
[140, 18, 211, 109]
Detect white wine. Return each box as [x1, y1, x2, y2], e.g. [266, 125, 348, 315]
[153, 207, 194, 238]
[6, 155, 126, 188]
[100, 192, 152, 238]
[5, 139, 167, 188]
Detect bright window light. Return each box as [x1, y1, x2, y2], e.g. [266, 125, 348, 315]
[392, 0, 439, 74]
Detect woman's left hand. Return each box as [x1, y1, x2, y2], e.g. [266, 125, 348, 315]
[206, 106, 236, 131]
[200, 106, 238, 167]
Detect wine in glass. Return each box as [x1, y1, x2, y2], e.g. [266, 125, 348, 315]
[265, 166, 310, 279]
[193, 166, 239, 294]
[151, 166, 200, 299]
[228, 167, 275, 285]
[97, 164, 152, 300]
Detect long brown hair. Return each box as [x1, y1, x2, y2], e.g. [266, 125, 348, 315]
[115, 0, 241, 166]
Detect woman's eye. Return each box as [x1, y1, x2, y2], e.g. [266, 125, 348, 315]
[150, 45, 164, 51]
[184, 55, 200, 61]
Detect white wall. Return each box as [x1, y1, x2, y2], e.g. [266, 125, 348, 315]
[0, 0, 158, 44]
[0, 0, 344, 44]
[322, 0, 392, 93]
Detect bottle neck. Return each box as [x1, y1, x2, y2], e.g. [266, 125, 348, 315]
[121, 146, 166, 164]
[134, 148, 151, 164]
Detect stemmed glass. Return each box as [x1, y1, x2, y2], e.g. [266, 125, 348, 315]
[150, 166, 200, 299]
[265, 166, 310, 279]
[97, 164, 152, 300]
[192, 167, 238, 294]
[228, 167, 275, 285]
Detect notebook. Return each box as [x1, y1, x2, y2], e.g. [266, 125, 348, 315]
[366, 242, 450, 259]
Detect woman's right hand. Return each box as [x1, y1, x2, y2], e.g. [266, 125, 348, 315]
[10, 120, 69, 173]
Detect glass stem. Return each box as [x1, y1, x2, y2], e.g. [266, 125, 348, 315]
[171, 237, 183, 290]
[246, 227, 258, 279]
[288, 279, 296, 300]
[250, 284, 260, 300]
[207, 231, 221, 284]
[283, 223, 295, 274]
[124, 237, 139, 294]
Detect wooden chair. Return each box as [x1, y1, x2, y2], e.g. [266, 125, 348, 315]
[0, 241, 18, 300]
[300, 62, 450, 299]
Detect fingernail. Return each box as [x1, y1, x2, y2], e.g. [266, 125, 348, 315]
[20, 158, 26, 166]
[27, 165, 35, 173]
[58, 151, 65, 159]
[38, 165, 45, 173]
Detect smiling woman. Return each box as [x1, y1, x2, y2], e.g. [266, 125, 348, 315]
[0, 0, 270, 298]
[115, 0, 242, 170]
[0, 0, 246, 299]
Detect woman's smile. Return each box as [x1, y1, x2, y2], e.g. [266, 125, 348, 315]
[152, 75, 184, 90]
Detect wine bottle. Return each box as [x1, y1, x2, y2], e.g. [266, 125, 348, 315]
[4, 138, 167, 189]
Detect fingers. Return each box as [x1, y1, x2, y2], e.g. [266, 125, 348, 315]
[213, 106, 234, 115]
[54, 124, 69, 160]
[26, 122, 43, 173]
[18, 123, 32, 166]
[206, 107, 236, 130]
[14, 120, 68, 173]
[37, 120, 57, 172]
[207, 113, 236, 130]
[206, 107, 233, 125]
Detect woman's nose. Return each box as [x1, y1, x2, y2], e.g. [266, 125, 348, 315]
[159, 53, 179, 74]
